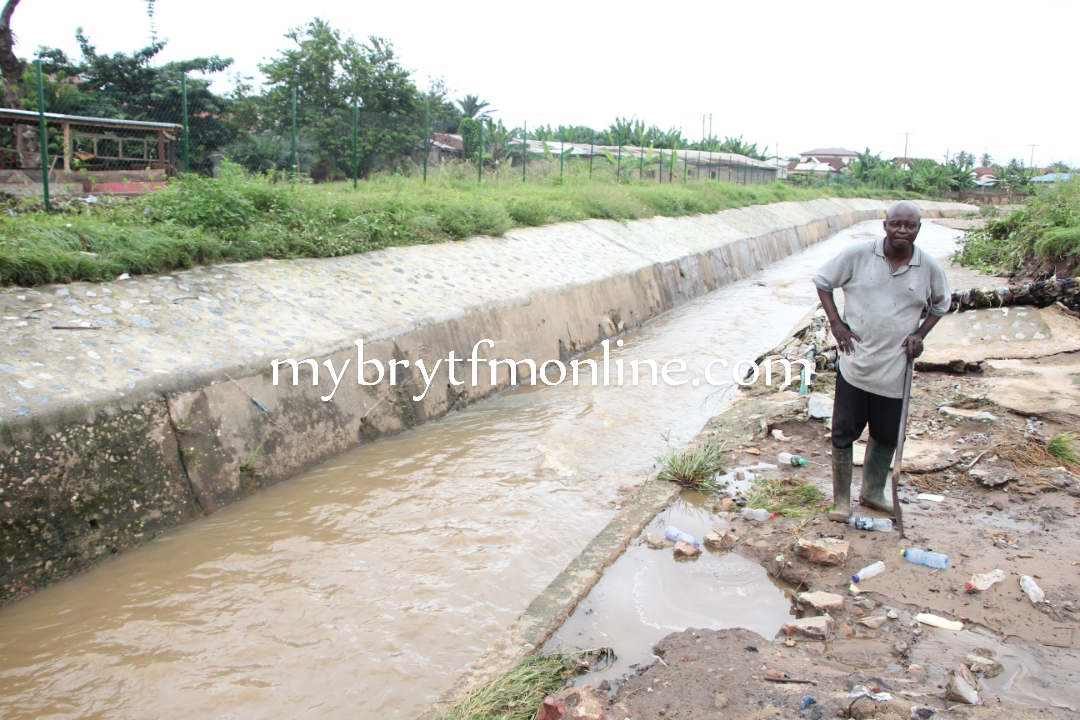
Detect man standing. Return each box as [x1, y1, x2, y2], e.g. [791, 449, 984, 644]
[813, 201, 950, 521]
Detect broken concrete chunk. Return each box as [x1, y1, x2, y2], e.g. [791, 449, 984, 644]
[673, 540, 701, 558]
[969, 468, 1008, 487]
[940, 406, 998, 422]
[945, 664, 981, 705]
[536, 684, 607, 720]
[644, 532, 669, 550]
[703, 530, 738, 550]
[858, 615, 889, 629]
[713, 692, 729, 709]
[965, 653, 1004, 678]
[795, 591, 845, 613]
[781, 615, 831, 640]
[794, 537, 850, 565]
[807, 393, 833, 419]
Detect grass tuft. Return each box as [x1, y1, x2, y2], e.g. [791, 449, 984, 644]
[1047, 433, 1079, 465]
[435, 650, 609, 720]
[744, 475, 827, 518]
[655, 440, 726, 490]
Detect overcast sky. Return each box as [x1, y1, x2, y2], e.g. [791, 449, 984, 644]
[13, 0, 1078, 166]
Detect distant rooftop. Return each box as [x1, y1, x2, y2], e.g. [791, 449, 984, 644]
[799, 147, 858, 157]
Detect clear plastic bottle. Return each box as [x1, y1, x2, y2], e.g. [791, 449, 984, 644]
[847, 516, 893, 532]
[965, 568, 1005, 592]
[741, 508, 774, 521]
[1019, 575, 1045, 603]
[664, 526, 699, 547]
[777, 452, 808, 467]
[852, 560, 886, 583]
[902, 548, 950, 569]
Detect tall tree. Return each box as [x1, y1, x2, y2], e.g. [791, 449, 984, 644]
[455, 93, 492, 120]
[0, 0, 23, 108]
[258, 19, 421, 177]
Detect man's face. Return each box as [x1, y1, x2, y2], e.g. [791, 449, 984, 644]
[883, 207, 921, 251]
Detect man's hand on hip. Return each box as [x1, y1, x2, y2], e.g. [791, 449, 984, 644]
[902, 333, 924, 359]
[830, 319, 862, 355]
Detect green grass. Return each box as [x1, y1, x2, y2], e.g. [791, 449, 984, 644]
[434, 652, 580, 720]
[954, 177, 1080, 275]
[744, 474, 827, 518]
[655, 440, 726, 490]
[1, 159, 906, 287]
[1047, 433, 1079, 465]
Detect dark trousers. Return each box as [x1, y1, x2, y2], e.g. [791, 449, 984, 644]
[831, 368, 903, 449]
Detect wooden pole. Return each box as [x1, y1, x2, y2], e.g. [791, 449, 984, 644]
[891, 357, 914, 538]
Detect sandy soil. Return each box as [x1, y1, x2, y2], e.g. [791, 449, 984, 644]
[609, 337, 1080, 718]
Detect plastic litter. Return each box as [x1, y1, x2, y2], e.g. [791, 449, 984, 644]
[1020, 575, 1045, 603]
[777, 452, 807, 467]
[800, 697, 817, 709]
[740, 508, 774, 521]
[902, 548, 950, 569]
[915, 612, 963, 631]
[847, 516, 893, 532]
[965, 568, 1005, 592]
[851, 560, 886, 583]
[846, 685, 893, 702]
[663, 526, 699, 547]
[916, 493, 944, 502]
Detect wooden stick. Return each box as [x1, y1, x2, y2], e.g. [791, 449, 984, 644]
[892, 357, 914, 538]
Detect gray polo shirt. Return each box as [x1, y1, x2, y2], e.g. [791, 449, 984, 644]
[813, 238, 950, 398]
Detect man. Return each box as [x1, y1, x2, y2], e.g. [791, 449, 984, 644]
[812, 201, 950, 521]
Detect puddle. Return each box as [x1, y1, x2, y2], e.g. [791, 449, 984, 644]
[973, 512, 1037, 533]
[543, 495, 795, 685]
[911, 624, 1080, 719]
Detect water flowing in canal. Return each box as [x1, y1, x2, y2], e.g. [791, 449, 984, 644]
[0, 220, 961, 719]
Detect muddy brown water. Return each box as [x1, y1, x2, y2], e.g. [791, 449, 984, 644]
[0, 220, 964, 719]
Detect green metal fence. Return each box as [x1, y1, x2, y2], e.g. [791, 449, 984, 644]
[3, 59, 780, 211]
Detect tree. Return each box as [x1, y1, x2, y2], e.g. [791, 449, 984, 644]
[423, 76, 462, 133]
[0, 0, 22, 108]
[979, 152, 993, 167]
[258, 19, 421, 178]
[456, 93, 492, 120]
[717, 135, 768, 160]
[954, 150, 975, 170]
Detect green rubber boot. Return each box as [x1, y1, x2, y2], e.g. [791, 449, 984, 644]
[859, 437, 897, 513]
[827, 445, 853, 522]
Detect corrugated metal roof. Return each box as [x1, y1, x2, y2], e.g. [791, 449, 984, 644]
[799, 147, 857, 157]
[1030, 173, 1071, 182]
[0, 107, 183, 132]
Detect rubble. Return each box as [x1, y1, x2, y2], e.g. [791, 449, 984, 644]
[781, 615, 831, 639]
[703, 530, 738, 550]
[795, 591, 845, 613]
[965, 653, 1004, 678]
[945, 664, 981, 705]
[536, 685, 610, 720]
[793, 537, 850, 565]
[673, 540, 701, 558]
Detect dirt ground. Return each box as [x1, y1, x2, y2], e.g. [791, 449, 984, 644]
[607, 315, 1080, 718]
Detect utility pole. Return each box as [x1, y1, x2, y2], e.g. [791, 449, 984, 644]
[903, 132, 911, 162]
[701, 113, 712, 143]
[1028, 144, 1038, 168]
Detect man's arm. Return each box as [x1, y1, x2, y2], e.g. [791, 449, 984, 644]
[901, 313, 943, 359]
[816, 286, 861, 355]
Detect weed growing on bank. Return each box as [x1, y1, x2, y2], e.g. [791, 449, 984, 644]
[655, 441, 727, 490]
[0, 160, 907, 287]
[435, 650, 610, 720]
[1047, 433, 1079, 465]
[744, 475, 827, 518]
[954, 177, 1080, 276]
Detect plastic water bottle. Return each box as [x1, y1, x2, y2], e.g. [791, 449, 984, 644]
[741, 508, 774, 521]
[847, 516, 893, 532]
[1019, 575, 1045, 603]
[902, 548, 950, 569]
[852, 560, 885, 583]
[664, 526, 699, 547]
[777, 452, 807, 467]
[965, 568, 1005, 592]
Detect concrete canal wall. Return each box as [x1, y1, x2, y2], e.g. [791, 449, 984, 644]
[0, 198, 974, 602]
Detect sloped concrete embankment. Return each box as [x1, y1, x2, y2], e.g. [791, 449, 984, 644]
[0, 199, 972, 602]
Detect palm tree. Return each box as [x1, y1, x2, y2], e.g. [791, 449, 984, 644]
[979, 152, 993, 168]
[456, 94, 493, 120]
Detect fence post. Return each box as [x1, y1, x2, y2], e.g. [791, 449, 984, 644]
[522, 121, 527, 182]
[638, 129, 645, 179]
[559, 129, 565, 180]
[477, 120, 483, 183]
[658, 149, 662, 183]
[589, 131, 594, 178]
[35, 58, 49, 211]
[422, 103, 429, 183]
[352, 98, 359, 189]
[181, 72, 189, 173]
[290, 87, 297, 182]
[616, 144, 622, 183]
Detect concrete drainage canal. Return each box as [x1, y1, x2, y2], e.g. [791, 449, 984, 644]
[1, 219, 972, 719]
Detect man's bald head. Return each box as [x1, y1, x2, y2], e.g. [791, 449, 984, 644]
[886, 200, 922, 221]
